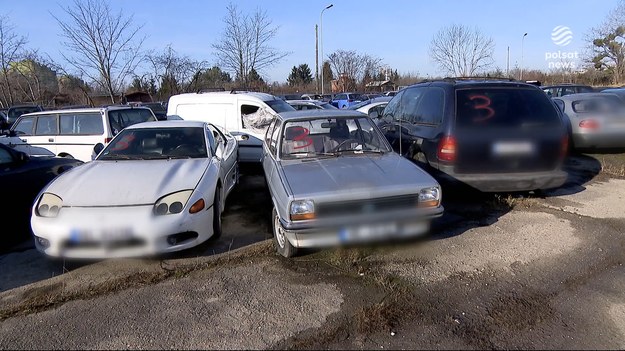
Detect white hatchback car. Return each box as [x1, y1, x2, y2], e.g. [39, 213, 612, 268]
[31, 120, 239, 258]
[9, 106, 157, 162]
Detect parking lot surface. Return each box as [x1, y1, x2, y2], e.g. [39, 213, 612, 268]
[1, 155, 624, 349]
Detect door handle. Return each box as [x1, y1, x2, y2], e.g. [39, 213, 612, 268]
[48, 138, 54, 142]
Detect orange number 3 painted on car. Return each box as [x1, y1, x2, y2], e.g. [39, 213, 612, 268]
[291, 127, 313, 149]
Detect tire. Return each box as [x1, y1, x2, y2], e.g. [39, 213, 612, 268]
[212, 187, 222, 239]
[272, 207, 297, 258]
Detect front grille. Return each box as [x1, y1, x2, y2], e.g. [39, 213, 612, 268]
[316, 195, 419, 218]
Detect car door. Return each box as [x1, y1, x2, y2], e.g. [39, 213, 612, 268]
[261, 118, 279, 181]
[26, 115, 59, 156]
[208, 124, 237, 196]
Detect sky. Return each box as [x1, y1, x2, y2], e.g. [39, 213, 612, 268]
[4, 0, 620, 83]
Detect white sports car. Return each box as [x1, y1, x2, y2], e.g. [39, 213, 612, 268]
[31, 120, 239, 258]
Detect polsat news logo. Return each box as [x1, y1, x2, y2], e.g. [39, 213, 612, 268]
[545, 25, 578, 70]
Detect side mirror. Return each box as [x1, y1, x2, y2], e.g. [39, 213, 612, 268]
[17, 151, 30, 163]
[369, 110, 379, 119]
[93, 143, 105, 155]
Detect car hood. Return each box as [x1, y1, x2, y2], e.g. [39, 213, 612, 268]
[280, 153, 437, 199]
[45, 159, 210, 206]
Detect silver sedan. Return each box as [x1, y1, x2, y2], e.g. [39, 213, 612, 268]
[261, 110, 444, 257]
[553, 93, 625, 149]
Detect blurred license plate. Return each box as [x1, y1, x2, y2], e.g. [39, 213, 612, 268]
[492, 141, 535, 155]
[101, 228, 134, 241]
[340, 223, 398, 243]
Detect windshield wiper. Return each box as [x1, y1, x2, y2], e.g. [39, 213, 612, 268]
[99, 154, 140, 160]
[286, 151, 338, 158]
[336, 148, 385, 154]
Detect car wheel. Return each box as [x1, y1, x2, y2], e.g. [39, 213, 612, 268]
[272, 207, 297, 258]
[212, 187, 223, 239]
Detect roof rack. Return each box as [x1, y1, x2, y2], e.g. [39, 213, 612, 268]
[197, 87, 226, 94]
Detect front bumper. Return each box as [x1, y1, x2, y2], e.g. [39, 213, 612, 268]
[31, 204, 214, 258]
[279, 206, 444, 248]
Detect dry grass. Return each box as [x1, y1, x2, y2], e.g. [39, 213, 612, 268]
[599, 154, 625, 177]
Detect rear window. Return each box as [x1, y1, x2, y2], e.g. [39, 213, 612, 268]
[456, 88, 561, 129]
[108, 108, 156, 133]
[572, 97, 621, 113]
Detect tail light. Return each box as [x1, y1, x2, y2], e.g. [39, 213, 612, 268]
[437, 136, 456, 162]
[104, 137, 112, 143]
[579, 119, 599, 130]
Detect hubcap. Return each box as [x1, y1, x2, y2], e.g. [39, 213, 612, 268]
[274, 214, 286, 248]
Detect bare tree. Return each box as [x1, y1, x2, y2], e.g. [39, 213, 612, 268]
[429, 24, 495, 77]
[0, 15, 28, 106]
[53, 0, 145, 103]
[144, 45, 206, 99]
[212, 3, 289, 86]
[327, 50, 382, 91]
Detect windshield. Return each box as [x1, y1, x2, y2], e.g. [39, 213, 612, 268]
[280, 117, 390, 159]
[265, 99, 296, 113]
[98, 127, 208, 161]
[572, 96, 623, 114]
[456, 88, 562, 129]
[108, 108, 157, 134]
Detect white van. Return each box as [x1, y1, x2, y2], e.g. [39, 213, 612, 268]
[166, 91, 295, 163]
[8, 106, 157, 162]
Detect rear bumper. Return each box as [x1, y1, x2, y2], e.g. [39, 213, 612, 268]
[572, 133, 625, 149]
[438, 167, 567, 192]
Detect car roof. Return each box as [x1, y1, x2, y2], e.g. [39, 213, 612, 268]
[542, 84, 592, 88]
[125, 120, 206, 129]
[286, 100, 319, 104]
[19, 105, 153, 117]
[170, 91, 282, 102]
[555, 92, 618, 100]
[409, 78, 541, 89]
[278, 109, 366, 122]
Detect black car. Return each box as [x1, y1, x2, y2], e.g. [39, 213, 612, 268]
[6, 104, 44, 128]
[0, 143, 83, 253]
[378, 78, 568, 192]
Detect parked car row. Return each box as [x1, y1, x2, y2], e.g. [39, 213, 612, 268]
[9, 78, 622, 260]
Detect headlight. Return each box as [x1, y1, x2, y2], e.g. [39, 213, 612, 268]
[36, 193, 63, 217]
[154, 190, 193, 215]
[418, 187, 441, 207]
[290, 199, 315, 221]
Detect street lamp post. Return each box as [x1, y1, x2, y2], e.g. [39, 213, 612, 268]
[520, 32, 527, 80]
[320, 4, 333, 95]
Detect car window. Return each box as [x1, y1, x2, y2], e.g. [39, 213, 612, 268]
[579, 86, 594, 93]
[561, 87, 576, 96]
[399, 87, 425, 123]
[59, 113, 104, 135]
[0, 147, 13, 165]
[98, 127, 208, 160]
[265, 99, 296, 113]
[12, 117, 35, 135]
[269, 119, 282, 157]
[335, 94, 346, 100]
[280, 117, 390, 158]
[35, 115, 58, 135]
[553, 99, 565, 113]
[382, 90, 404, 122]
[572, 98, 620, 114]
[409, 87, 444, 125]
[455, 87, 561, 129]
[265, 118, 277, 146]
[108, 108, 156, 134]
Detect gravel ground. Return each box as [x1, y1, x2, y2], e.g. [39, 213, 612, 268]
[1, 154, 624, 349]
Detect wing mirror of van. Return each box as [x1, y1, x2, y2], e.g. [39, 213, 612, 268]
[369, 110, 379, 119]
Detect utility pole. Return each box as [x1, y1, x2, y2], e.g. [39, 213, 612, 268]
[315, 24, 319, 94]
[506, 46, 510, 78]
[520, 33, 527, 80]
